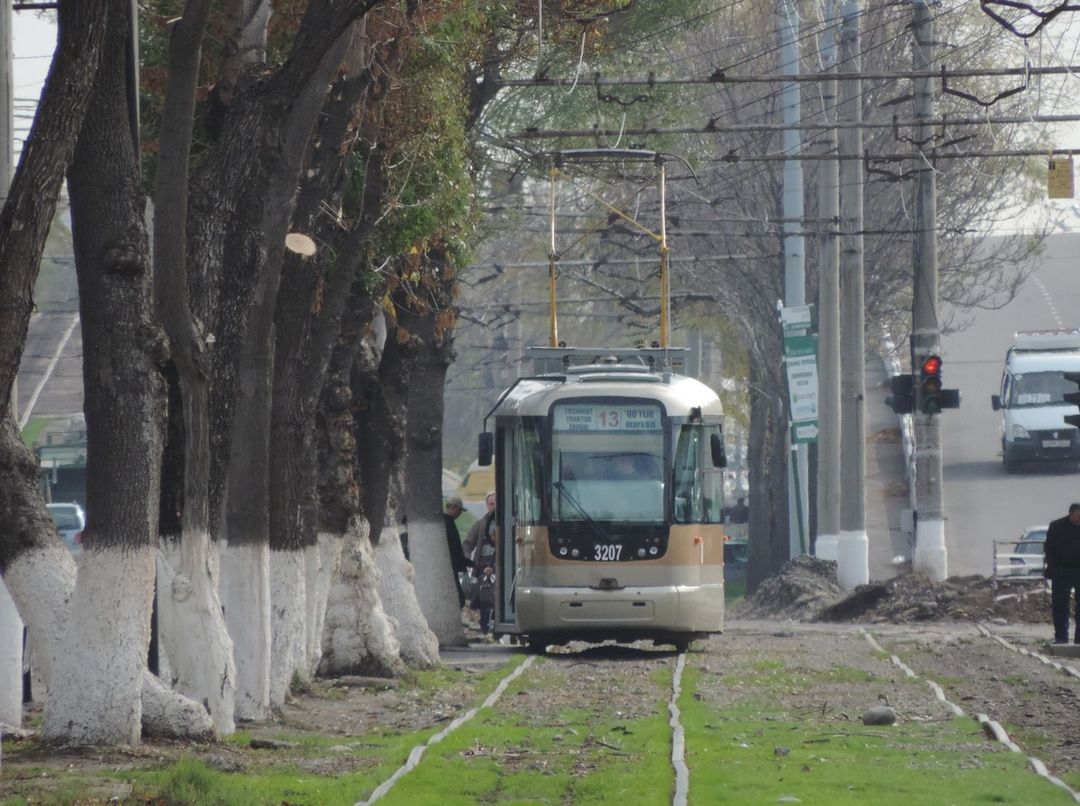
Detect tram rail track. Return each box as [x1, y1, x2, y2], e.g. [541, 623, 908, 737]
[351, 620, 1080, 804]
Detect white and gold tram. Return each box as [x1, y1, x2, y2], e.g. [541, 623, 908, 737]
[477, 347, 728, 652]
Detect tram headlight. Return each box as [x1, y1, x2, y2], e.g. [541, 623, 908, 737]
[558, 547, 568, 556]
[637, 548, 646, 558]
[649, 546, 658, 556]
[570, 548, 580, 558]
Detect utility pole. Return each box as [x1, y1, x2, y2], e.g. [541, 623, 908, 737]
[911, 0, 947, 581]
[815, 0, 841, 564]
[837, 0, 869, 588]
[0, 0, 22, 731]
[779, 0, 808, 557]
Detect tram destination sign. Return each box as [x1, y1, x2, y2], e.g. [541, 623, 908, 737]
[553, 403, 662, 432]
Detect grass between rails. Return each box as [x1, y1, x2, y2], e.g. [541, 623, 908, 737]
[678, 661, 1074, 805]
[374, 662, 675, 805]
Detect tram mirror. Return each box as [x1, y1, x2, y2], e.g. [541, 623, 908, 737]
[478, 432, 494, 466]
[710, 433, 727, 468]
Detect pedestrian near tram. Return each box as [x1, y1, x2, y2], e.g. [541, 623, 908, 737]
[1044, 502, 1080, 644]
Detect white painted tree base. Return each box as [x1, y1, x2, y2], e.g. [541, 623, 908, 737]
[407, 516, 466, 648]
[3, 544, 76, 692]
[320, 524, 403, 677]
[269, 549, 307, 706]
[43, 547, 155, 744]
[141, 670, 214, 739]
[221, 542, 271, 721]
[305, 532, 343, 678]
[374, 528, 440, 669]
[0, 581, 23, 730]
[157, 534, 237, 736]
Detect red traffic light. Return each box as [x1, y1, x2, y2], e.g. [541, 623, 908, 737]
[920, 355, 942, 376]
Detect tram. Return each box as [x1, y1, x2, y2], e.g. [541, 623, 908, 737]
[477, 346, 728, 652]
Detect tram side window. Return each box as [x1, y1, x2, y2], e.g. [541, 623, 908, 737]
[672, 424, 724, 524]
[513, 421, 543, 524]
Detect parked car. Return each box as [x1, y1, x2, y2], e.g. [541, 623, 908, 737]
[998, 525, 1047, 577]
[46, 502, 85, 556]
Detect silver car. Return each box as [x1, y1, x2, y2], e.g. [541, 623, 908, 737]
[1002, 525, 1047, 577]
[46, 502, 85, 557]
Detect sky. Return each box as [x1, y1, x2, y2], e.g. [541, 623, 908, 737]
[12, 9, 56, 157]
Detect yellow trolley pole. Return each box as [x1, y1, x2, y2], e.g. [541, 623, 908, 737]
[548, 165, 559, 347]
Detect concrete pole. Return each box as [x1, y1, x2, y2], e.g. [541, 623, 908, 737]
[911, 0, 947, 581]
[837, 0, 869, 588]
[0, 0, 23, 732]
[814, 0, 841, 564]
[779, 0, 808, 557]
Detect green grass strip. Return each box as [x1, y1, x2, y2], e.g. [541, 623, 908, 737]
[678, 661, 1075, 805]
[373, 661, 675, 805]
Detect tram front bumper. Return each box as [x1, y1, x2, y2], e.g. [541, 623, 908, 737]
[514, 583, 723, 635]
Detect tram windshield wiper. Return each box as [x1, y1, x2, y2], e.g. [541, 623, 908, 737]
[552, 481, 610, 542]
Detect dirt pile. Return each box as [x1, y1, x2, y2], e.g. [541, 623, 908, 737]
[733, 555, 842, 620]
[818, 574, 1050, 624]
[735, 556, 1051, 625]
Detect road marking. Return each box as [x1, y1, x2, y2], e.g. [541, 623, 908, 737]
[1032, 275, 1064, 329]
[18, 313, 80, 430]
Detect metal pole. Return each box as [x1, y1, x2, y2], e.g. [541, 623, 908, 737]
[911, 0, 947, 581]
[815, 0, 841, 564]
[658, 159, 669, 349]
[780, 0, 808, 557]
[837, 0, 868, 588]
[548, 166, 559, 347]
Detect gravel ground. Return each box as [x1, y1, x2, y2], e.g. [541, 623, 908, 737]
[3, 568, 1079, 802]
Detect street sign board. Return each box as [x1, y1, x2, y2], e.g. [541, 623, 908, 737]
[784, 333, 818, 443]
[785, 353, 819, 422]
[781, 304, 815, 334]
[791, 421, 819, 444]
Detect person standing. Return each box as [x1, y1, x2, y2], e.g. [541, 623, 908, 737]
[1044, 502, 1080, 644]
[444, 496, 471, 608]
[463, 491, 496, 558]
[464, 491, 497, 634]
[470, 526, 498, 635]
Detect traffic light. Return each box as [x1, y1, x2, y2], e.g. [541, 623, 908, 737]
[919, 354, 943, 414]
[885, 373, 915, 414]
[1065, 371, 1080, 428]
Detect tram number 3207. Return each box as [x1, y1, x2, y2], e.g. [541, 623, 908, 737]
[594, 544, 623, 562]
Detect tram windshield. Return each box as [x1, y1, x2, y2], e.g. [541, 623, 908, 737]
[550, 401, 665, 523]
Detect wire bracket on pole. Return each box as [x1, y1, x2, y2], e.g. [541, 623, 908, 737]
[980, 0, 1080, 40]
[940, 63, 1028, 108]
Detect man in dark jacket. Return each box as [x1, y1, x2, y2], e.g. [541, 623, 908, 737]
[1044, 502, 1080, 644]
[445, 496, 471, 608]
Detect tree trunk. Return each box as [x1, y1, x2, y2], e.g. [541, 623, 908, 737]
[352, 309, 439, 666]
[317, 297, 404, 675]
[221, 22, 355, 718]
[374, 528, 440, 668]
[319, 519, 403, 677]
[0, 0, 108, 732]
[44, 10, 164, 743]
[401, 252, 464, 647]
[151, 0, 235, 738]
[746, 356, 791, 593]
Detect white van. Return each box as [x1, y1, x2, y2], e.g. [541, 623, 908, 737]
[991, 330, 1080, 472]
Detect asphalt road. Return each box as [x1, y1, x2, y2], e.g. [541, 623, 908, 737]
[942, 232, 1080, 576]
